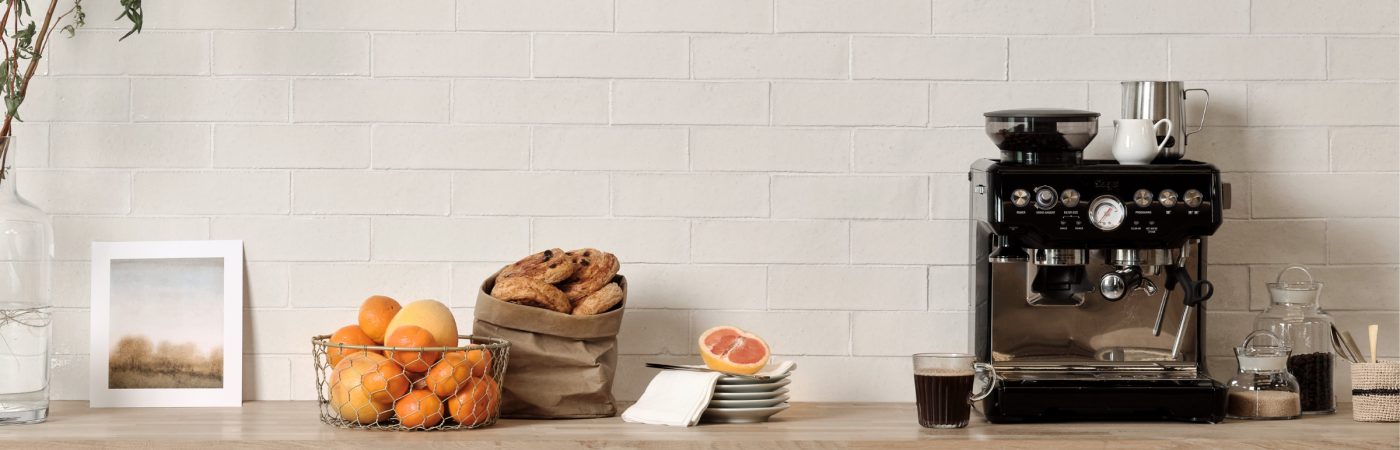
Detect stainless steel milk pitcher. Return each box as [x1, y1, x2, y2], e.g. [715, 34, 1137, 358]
[1121, 81, 1209, 161]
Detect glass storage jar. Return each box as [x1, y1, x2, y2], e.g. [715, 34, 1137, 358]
[1227, 331, 1301, 420]
[1253, 265, 1335, 415]
[0, 137, 54, 425]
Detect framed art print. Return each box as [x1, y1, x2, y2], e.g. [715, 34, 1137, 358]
[90, 241, 243, 407]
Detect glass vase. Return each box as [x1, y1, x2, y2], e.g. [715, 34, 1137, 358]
[0, 137, 54, 425]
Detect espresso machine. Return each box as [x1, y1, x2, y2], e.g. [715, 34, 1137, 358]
[970, 109, 1228, 423]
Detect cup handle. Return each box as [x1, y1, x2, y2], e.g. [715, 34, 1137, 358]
[1153, 119, 1174, 154]
[969, 362, 998, 402]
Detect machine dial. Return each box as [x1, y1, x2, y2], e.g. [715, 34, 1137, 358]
[1088, 196, 1126, 231]
[1061, 189, 1081, 208]
[1034, 186, 1057, 210]
[1183, 189, 1203, 208]
[1159, 189, 1179, 208]
[1133, 189, 1153, 207]
[1011, 189, 1030, 207]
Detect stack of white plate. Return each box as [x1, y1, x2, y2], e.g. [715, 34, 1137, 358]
[700, 370, 792, 424]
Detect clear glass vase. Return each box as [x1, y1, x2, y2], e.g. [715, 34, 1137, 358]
[0, 137, 54, 425]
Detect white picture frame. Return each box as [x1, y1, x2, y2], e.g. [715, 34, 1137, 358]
[89, 240, 244, 408]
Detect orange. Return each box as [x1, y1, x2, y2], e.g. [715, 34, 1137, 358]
[384, 299, 458, 348]
[326, 324, 378, 367]
[358, 295, 402, 344]
[425, 352, 473, 398]
[463, 348, 493, 378]
[394, 389, 445, 429]
[385, 325, 440, 373]
[448, 376, 500, 427]
[698, 326, 770, 375]
[329, 352, 406, 424]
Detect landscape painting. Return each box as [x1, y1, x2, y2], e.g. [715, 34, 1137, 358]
[108, 257, 225, 389]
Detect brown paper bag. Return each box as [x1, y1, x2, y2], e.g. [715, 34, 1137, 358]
[473, 273, 626, 419]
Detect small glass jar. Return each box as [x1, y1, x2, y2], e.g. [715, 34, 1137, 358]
[1253, 265, 1335, 414]
[1227, 330, 1301, 420]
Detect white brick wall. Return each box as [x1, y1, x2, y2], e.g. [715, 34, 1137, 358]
[25, 0, 1397, 404]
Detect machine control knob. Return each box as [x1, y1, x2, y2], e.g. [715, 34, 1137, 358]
[1011, 189, 1030, 207]
[1160, 189, 1179, 208]
[1061, 189, 1081, 208]
[1034, 186, 1057, 210]
[1183, 189, 1203, 208]
[1133, 189, 1153, 207]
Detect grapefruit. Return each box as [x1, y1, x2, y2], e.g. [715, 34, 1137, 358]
[448, 376, 500, 426]
[358, 295, 402, 344]
[329, 352, 407, 424]
[698, 326, 770, 375]
[326, 324, 377, 367]
[384, 299, 458, 348]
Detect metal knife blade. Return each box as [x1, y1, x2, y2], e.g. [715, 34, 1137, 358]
[644, 362, 770, 381]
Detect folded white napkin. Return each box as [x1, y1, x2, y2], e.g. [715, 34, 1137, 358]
[622, 370, 721, 427]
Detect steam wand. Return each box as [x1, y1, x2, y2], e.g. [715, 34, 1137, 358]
[1168, 239, 1214, 360]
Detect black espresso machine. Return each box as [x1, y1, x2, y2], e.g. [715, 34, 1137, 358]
[969, 109, 1229, 423]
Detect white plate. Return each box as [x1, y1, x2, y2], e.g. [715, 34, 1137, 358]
[716, 370, 792, 385]
[710, 388, 789, 400]
[700, 403, 790, 424]
[713, 378, 791, 393]
[709, 394, 789, 408]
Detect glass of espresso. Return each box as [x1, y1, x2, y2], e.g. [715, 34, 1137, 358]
[913, 353, 997, 428]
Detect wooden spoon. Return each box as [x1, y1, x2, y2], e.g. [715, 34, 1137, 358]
[1368, 324, 1379, 364]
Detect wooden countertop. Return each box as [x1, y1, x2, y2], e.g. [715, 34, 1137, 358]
[3, 401, 1396, 449]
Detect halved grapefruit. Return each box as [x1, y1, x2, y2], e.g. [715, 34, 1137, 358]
[698, 326, 770, 375]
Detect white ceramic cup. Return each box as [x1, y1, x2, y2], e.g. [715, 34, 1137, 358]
[1112, 118, 1173, 165]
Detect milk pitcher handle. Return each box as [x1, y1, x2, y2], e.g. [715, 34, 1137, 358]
[1152, 119, 1174, 154]
[969, 362, 998, 402]
[1184, 88, 1209, 140]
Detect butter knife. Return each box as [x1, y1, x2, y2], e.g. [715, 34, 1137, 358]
[645, 362, 770, 381]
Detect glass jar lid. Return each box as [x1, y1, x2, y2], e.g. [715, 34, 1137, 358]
[983, 108, 1100, 121]
[1266, 265, 1323, 305]
[1236, 330, 1290, 372]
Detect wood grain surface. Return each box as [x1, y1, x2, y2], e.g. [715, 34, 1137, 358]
[1, 401, 1395, 449]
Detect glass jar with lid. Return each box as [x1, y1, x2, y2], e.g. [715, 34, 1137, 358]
[1227, 330, 1301, 420]
[1253, 265, 1335, 414]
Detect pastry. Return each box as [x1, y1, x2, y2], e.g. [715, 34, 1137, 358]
[491, 276, 572, 314]
[571, 283, 623, 315]
[559, 248, 619, 301]
[498, 248, 577, 284]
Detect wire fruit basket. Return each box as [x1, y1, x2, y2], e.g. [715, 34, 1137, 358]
[311, 334, 510, 431]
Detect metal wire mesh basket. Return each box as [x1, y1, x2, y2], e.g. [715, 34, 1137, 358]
[312, 334, 510, 431]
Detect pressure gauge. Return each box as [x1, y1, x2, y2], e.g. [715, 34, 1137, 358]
[1088, 196, 1126, 231]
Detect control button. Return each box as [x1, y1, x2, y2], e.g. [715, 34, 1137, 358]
[1133, 189, 1153, 207]
[1011, 189, 1030, 207]
[1160, 189, 1179, 208]
[1034, 186, 1057, 210]
[1184, 189, 1203, 208]
[1061, 189, 1081, 208]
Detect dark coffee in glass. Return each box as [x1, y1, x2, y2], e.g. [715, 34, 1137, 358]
[912, 353, 996, 429]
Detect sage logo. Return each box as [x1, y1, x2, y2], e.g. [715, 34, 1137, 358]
[1093, 179, 1119, 190]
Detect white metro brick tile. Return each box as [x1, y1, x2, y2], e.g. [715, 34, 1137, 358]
[372, 217, 527, 262]
[1248, 265, 1399, 311]
[769, 266, 926, 310]
[246, 263, 290, 308]
[1205, 311, 1258, 358]
[618, 310, 692, 355]
[214, 32, 369, 76]
[933, 0, 1090, 35]
[615, 355, 692, 401]
[50, 124, 211, 168]
[22, 78, 128, 122]
[531, 218, 690, 263]
[930, 173, 970, 219]
[1210, 220, 1326, 264]
[52, 217, 208, 260]
[457, 0, 613, 32]
[455, 80, 609, 124]
[1333, 312, 1400, 357]
[612, 81, 769, 126]
[776, 0, 931, 33]
[50, 355, 88, 400]
[771, 175, 929, 219]
[851, 220, 965, 264]
[532, 127, 687, 171]
[612, 173, 768, 218]
[1252, 0, 1399, 34]
[133, 78, 288, 122]
[373, 33, 530, 78]
[690, 127, 850, 173]
[17, 170, 130, 214]
[79, 0, 293, 30]
[1252, 174, 1398, 218]
[450, 262, 511, 307]
[215, 125, 370, 169]
[8, 123, 47, 169]
[52, 262, 90, 308]
[293, 79, 448, 123]
[692, 220, 847, 264]
[452, 172, 608, 216]
[1203, 265, 1249, 312]
[617, 0, 772, 33]
[854, 128, 988, 173]
[622, 264, 767, 310]
[534, 34, 688, 79]
[1189, 127, 1328, 172]
[1170, 37, 1325, 81]
[1327, 219, 1400, 264]
[852, 312, 967, 356]
[244, 356, 293, 401]
[1220, 173, 1251, 220]
[1249, 83, 1399, 126]
[1092, 0, 1249, 34]
[293, 171, 450, 215]
[247, 309, 359, 354]
[288, 355, 318, 400]
[1010, 37, 1167, 81]
[691, 311, 850, 356]
[296, 0, 454, 30]
[852, 37, 1005, 81]
[692, 36, 847, 80]
[211, 217, 369, 262]
[1332, 128, 1400, 172]
[928, 265, 970, 310]
[372, 125, 528, 170]
[49, 31, 208, 75]
[51, 309, 87, 355]
[772, 82, 928, 127]
[780, 356, 910, 401]
[1329, 38, 1400, 81]
[288, 264, 451, 308]
[132, 171, 289, 215]
[932, 83, 1087, 127]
